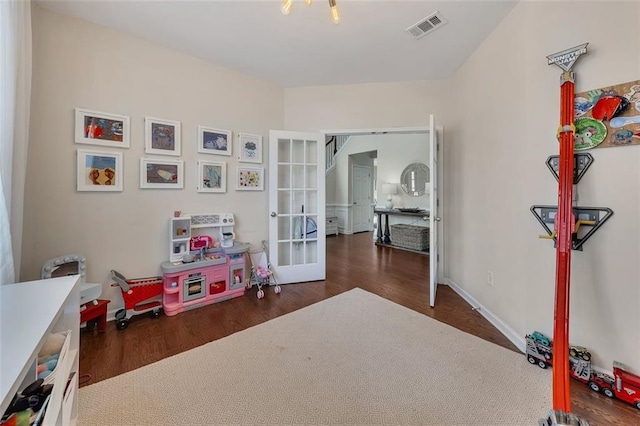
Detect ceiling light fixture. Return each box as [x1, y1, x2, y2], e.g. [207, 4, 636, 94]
[281, 0, 340, 24]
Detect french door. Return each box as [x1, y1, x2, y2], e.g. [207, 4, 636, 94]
[429, 115, 440, 307]
[268, 130, 325, 284]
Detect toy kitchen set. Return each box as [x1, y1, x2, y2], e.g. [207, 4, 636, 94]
[161, 213, 250, 316]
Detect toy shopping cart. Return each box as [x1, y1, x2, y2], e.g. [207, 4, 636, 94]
[111, 270, 164, 330]
[248, 241, 281, 299]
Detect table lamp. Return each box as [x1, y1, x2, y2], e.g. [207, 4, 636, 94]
[382, 183, 397, 209]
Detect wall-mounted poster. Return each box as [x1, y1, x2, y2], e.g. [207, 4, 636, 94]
[574, 79, 640, 150]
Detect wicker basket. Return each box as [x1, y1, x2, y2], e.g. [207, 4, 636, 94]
[390, 224, 429, 251]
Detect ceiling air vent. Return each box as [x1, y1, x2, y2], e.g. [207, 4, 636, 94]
[406, 11, 448, 40]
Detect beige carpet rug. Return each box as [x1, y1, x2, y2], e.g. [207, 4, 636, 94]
[79, 288, 551, 425]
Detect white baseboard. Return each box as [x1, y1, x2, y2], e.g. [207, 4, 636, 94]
[445, 278, 526, 353]
[444, 278, 613, 376]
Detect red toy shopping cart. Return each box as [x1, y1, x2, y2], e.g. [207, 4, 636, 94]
[111, 270, 163, 330]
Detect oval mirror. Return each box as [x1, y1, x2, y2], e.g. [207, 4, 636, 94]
[400, 162, 430, 196]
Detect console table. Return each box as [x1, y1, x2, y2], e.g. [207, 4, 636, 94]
[374, 207, 430, 254]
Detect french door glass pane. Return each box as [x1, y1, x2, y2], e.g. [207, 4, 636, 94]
[278, 242, 291, 266]
[305, 191, 318, 214]
[307, 215, 318, 240]
[292, 139, 304, 163]
[306, 165, 317, 189]
[306, 140, 317, 164]
[292, 243, 305, 265]
[278, 216, 291, 240]
[278, 165, 291, 189]
[278, 138, 291, 163]
[278, 190, 291, 215]
[292, 165, 305, 189]
[292, 215, 304, 240]
[306, 241, 318, 263]
[292, 190, 305, 214]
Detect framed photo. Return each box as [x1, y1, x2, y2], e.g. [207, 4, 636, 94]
[238, 133, 262, 163]
[74, 108, 130, 148]
[76, 149, 123, 192]
[145, 117, 181, 156]
[140, 158, 184, 189]
[198, 126, 232, 156]
[197, 161, 226, 193]
[236, 166, 264, 191]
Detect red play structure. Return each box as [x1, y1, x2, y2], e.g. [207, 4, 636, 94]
[543, 43, 590, 426]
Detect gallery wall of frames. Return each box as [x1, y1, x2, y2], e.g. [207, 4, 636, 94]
[74, 108, 265, 193]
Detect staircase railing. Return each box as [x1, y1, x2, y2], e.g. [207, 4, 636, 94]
[325, 135, 350, 172]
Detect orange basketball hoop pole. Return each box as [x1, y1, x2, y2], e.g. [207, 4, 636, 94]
[545, 43, 588, 421]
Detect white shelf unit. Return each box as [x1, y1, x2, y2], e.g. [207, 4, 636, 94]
[170, 216, 192, 262]
[1, 275, 80, 425]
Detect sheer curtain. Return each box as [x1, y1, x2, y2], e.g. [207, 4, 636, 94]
[0, 0, 32, 284]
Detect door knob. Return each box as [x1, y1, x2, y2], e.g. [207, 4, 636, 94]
[435, 217, 441, 222]
[270, 212, 277, 217]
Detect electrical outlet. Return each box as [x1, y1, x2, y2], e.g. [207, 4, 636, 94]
[487, 271, 494, 287]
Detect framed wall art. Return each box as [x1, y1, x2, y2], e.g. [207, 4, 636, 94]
[144, 116, 181, 156]
[236, 166, 264, 191]
[197, 160, 226, 193]
[140, 158, 184, 189]
[198, 126, 232, 156]
[238, 133, 262, 163]
[76, 149, 123, 192]
[74, 108, 130, 148]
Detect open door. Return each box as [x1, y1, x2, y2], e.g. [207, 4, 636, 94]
[429, 115, 440, 307]
[268, 130, 325, 284]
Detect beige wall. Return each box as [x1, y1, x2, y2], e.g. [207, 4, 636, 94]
[284, 81, 451, 131]
[444, 1, 640, 372]
[23, 7, 283, 308]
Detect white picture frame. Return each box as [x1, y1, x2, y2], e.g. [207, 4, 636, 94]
[236, 166, 264, 191]
[197, 161, 226, 193]
[74, 108, 130, 148]
[198, 126, 232, 156]
[144, 116, 181, 156]
[140, 158, 184, 189]
[238, 133, 263, 163]
[76, 149, 123, 192]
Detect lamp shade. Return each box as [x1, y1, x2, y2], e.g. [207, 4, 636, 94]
[382, 183, 397, 195]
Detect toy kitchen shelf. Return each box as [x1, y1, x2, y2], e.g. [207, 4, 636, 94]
[170, 213, 236, 262]
[164, 213, 249, 316]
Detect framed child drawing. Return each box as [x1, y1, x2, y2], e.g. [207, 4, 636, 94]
[76, 149, 123, 191]
[197, 161, 226, 193]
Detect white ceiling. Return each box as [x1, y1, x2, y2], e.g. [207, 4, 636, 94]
[36, 0, 517, 88]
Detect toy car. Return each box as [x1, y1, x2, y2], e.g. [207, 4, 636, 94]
[588, 372, 615, 398]
[531, 331, 551, 347]
[570, 345, 591, 361]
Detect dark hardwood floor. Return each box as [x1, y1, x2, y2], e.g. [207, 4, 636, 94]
[80, 232, 637, 425]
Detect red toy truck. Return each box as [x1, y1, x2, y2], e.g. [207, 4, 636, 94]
[606, 362, 640, 409]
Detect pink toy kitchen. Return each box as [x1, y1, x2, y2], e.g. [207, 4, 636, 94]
[161, 213, 250, 316]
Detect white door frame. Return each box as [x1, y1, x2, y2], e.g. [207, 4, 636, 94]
[322, 124, 444, 287]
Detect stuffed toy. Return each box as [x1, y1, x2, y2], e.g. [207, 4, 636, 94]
[38, 332, 65, 359]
